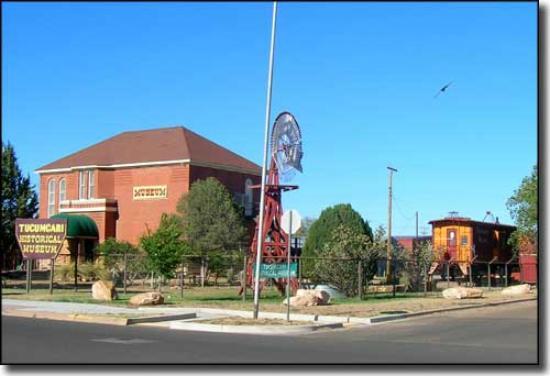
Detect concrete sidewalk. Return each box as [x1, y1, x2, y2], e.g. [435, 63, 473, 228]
[2, 296, 536, 328]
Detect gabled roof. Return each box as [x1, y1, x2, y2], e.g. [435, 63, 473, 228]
[36, 126, 261, 175]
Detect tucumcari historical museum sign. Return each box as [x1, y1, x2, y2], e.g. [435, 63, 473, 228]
[254, 262, 298, 279]
[15, 218, 67, 260]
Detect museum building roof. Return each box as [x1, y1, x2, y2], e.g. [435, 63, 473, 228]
[36, 126, 261, 175]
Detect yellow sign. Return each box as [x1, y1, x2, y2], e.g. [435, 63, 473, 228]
[15, 218, 67, 260]
[133, 185, 168, 200]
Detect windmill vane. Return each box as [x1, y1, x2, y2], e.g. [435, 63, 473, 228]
[271, 112, 304, 180]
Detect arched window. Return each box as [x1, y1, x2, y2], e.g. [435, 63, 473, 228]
[47, 179, 56, 218]
[59, 178, 66, 204]
[244, 178, 253, 216]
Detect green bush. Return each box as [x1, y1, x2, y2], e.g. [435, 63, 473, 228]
[54, 263, 74, 282]
[54, 262, 109, 282]
[96, 238, 148, 284]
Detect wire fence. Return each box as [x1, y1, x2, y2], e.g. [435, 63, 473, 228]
[2, 250, 532, 299]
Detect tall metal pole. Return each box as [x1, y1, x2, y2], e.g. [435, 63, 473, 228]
[286, 214, 292, 322]
[253, 1, 278, 320]
[416, 211, 419, 240]
[386, 166, 397, 284]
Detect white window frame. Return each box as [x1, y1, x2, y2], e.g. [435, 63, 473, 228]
[58, 178, 66, 205]
[47, 179, 56, 218]
[87, 170, 95, 199]
[79, 171, 87, 199]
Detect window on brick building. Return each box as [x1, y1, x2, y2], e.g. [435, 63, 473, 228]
[47, 179, 56, 217]
[79, 171, 87, 199]
[59, 178, 66, 205]
[244, 178, 253, 216]
[88, 170, 95, 199]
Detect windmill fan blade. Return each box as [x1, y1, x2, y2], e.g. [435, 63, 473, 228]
[271, 112, 304, 179]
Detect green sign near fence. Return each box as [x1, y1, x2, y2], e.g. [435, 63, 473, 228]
[254, 262, 298, 279]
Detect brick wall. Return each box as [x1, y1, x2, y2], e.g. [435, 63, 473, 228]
[113, 164, 190, 244]
[38, 163, 260, 246]
[189, 165, 261, 211]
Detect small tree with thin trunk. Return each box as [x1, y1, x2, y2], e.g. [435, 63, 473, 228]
[140, 213, 188, 291]
[176, 177, 247, 286]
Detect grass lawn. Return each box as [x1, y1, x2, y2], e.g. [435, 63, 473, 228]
[2, 282, 535, 318]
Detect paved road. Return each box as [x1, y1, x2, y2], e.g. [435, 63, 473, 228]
[1, 301, 538, 364]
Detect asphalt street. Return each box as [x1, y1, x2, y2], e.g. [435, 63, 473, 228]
[1, 301, 538, 364]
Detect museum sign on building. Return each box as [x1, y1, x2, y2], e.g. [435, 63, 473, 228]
[35, 126, 261, 266]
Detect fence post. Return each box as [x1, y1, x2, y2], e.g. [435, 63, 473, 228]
[487, 256, 497, 288]
[423, 266, 428, 297]
[242, 255, 247, 303]
[123, 252, 128, 294]
[299, 256, 303, 289]
[392, 258, 397, 297]
[487, 263, 491, 287]
[49, 259, 55, 295]
[180, 255, 185, 299]
[200, 256, 205, 288]
[357, 259, 363, 300]
[446, 262, 450, 289]
[74, 241, 80, 292]
[26, 259, 31, 294]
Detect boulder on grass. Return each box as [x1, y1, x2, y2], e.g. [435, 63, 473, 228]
[283, 289, 331, 307]
[501, 284, 530, 297]
[92, 280, 118, 301]
[442, 287, 483, 300]
[128, 292, 164, 306]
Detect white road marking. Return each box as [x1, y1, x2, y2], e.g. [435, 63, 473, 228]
[91, 338, 157, 345]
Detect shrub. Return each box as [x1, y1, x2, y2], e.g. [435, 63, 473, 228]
[312, 225, 382, 297]
[302, 204, 373, 276]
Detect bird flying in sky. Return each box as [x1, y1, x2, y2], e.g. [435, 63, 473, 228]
[434, 81, 453, 98]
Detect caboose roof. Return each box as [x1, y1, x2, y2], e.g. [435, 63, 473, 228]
[429, 217, 516, 230]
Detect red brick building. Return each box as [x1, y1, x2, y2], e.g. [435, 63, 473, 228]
[36, 126, 261, 251]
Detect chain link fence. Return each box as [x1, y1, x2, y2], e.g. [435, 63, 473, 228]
[2, 249, 531, 299]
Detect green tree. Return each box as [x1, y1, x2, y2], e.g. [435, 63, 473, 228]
[507, 165, 538, 253]
[96, 238, 149, 285]
[407, 240, 434, 291]
[140, 213, 189, 290]
[2, 142, 38, 269]
[312, 225, 382, 297]
[302, 204, 373, 275]
[176, 178, 246, 279]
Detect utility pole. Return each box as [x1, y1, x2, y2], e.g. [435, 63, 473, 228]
[386, 166, 397, 284]
[416, 211, 419, 240]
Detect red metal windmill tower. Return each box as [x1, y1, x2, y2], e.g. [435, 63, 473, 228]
[240, 112, 303, 296]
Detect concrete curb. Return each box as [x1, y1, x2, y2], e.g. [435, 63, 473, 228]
[2, 309, 197, 326]
[367, 297, 537, 324]
[2, 309, 129, 326]
[127, 313, 197, 325]
[169, 321, 344, 335]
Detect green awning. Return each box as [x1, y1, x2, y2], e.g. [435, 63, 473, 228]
[51, 213, 99, 238]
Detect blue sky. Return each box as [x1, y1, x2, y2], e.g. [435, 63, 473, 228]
[2, 2, 537, 235]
